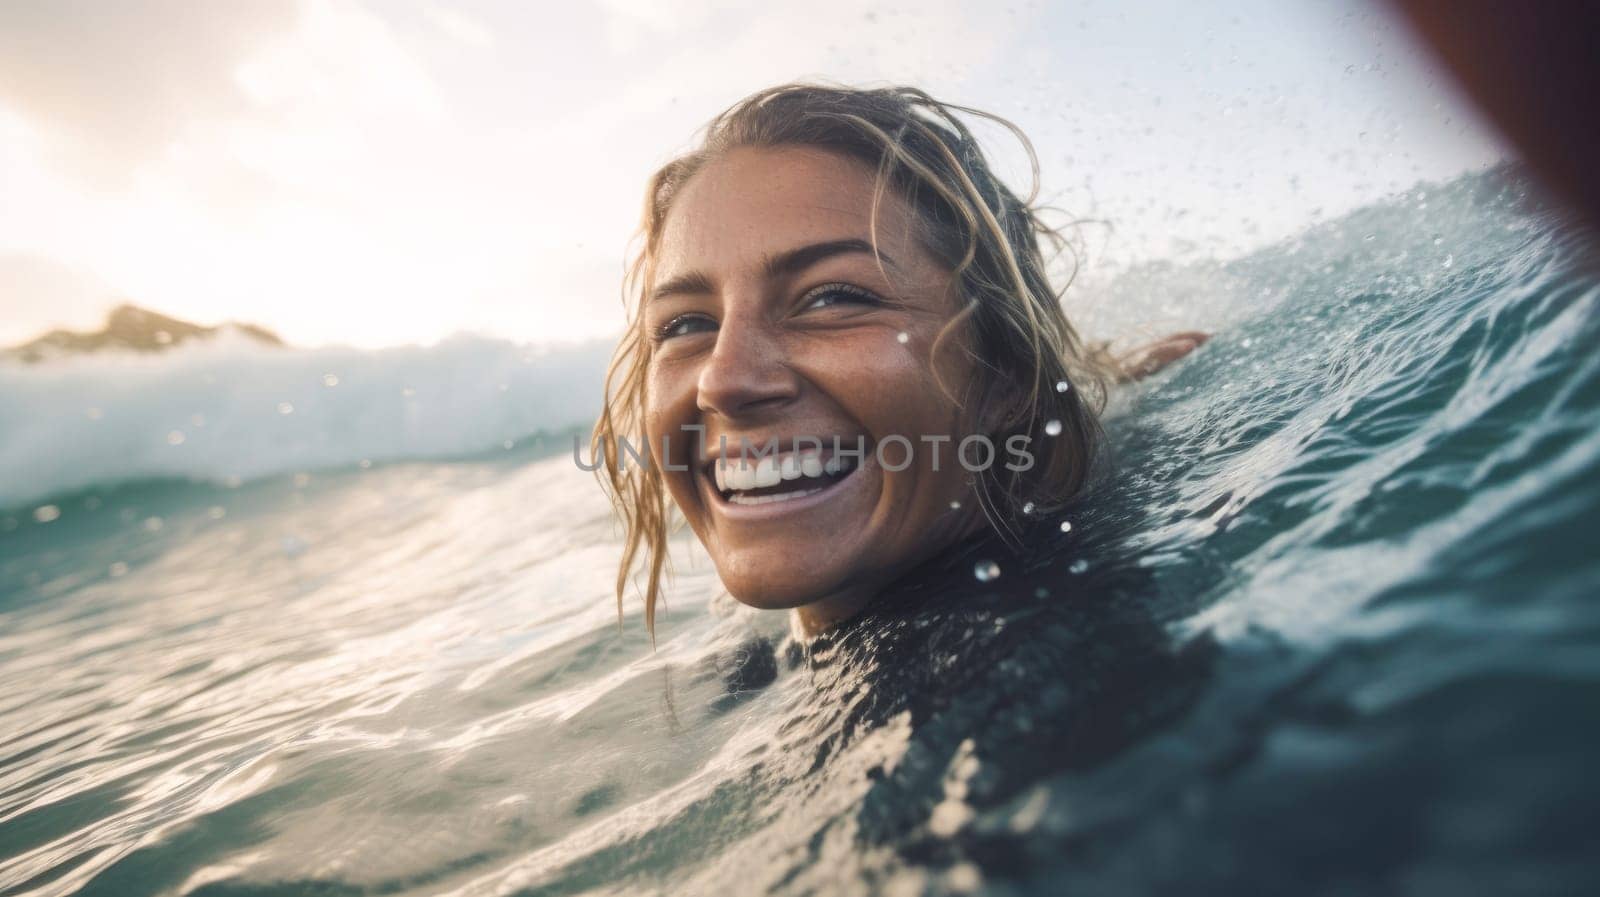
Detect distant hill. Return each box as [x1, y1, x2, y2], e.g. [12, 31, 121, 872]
[4, 305, 284, 363]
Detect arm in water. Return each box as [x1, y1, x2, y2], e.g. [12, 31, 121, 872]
[1101, 331, 1212, 383]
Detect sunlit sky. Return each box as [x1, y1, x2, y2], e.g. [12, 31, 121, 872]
[0, 0, 1503, 349]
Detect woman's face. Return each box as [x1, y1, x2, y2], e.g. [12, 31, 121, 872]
[643, 146, 983, 632]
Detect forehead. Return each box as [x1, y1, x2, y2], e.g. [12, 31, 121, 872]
[655, 146, 921, 273]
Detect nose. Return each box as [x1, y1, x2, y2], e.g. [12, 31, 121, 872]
[696, 309, 799, 417]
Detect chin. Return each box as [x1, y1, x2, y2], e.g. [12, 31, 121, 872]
[716, 560, 855, 611]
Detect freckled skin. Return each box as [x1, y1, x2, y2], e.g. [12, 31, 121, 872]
[644, 147, 987, 634]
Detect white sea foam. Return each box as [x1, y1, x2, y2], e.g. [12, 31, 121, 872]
[0, 333, 611, 509]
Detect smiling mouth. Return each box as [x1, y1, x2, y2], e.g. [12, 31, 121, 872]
[708, 447, 861, 506]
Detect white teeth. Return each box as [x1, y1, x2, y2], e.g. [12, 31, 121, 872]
[728, 486, 824, 505]
[709, 445, 860, 500]
[753, 456, 783, 488]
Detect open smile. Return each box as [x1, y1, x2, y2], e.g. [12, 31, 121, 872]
[700, 444, 868, 518]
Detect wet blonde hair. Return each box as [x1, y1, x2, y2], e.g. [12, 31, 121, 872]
[594, 83, 1112, 634]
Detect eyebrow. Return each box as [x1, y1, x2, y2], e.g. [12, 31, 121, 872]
[649, 238, 896, 303]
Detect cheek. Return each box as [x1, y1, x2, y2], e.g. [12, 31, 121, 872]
[801, 346, 971, 516]
[643, 357, 693, 437]
[812, 333, 965, 440]
[643, 364, 703, 506]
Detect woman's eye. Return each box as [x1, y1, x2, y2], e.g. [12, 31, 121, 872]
[656, 314, 718, 341]
[803, 284, 881, 311]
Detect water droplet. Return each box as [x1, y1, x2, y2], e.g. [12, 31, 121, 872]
[401, 387, 417, 398]
[358, 459, 373, 469]
[293, 473, 312, 488]
[974, 559, 1001, 582]
[1022, 501, 1035, 515]
[166, 430, 186, 446]
[108, 561, 129, 577]
[1240, 338, 1253, 349]
[1054, 380, 1070, 393]
[949, 500, 962, 510]
[33, 504, 61, 524]
[896, 331, 910, 344]
[1034, 587, 1050, 599]
[85, 407, 103, 420]
[1431, 235, 1443, 246]
[207, 506, 227, 520]
[190, 413, 206, 428]
[322, 373, 340, 387]
[142, 516, 164, 532]
[1442, 254, 1454, 269]
[1059, 520, 1073, 533]
[1069, 559, 1089, 574]
[276, 402, 295, 415]
[502, 440, 514, 450]
[1043, 419, 1063, 436]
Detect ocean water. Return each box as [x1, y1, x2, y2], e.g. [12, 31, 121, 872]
[2, 166, 1598, 896]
